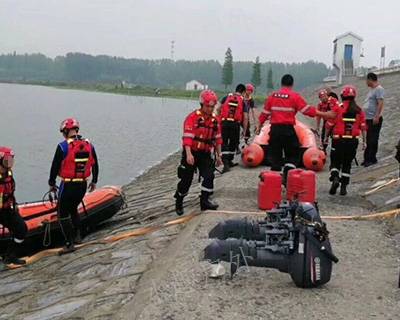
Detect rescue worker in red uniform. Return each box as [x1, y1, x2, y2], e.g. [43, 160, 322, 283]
[0, 147, 27, 265]
[174, 90, 222, 216]
[316, 89, 340, 153]
[243, 83, 256, 144]
[220, 84, 248, 172]
[323, 85, 366, 195]
[48, 118, 99, 254]
[256, 74, 320, 183]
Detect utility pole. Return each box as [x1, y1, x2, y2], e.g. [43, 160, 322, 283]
[171, 40, 175, 61]
[380, 46, 386, 69]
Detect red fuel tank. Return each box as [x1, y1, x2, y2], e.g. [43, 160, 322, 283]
[298, 170, 316, 203]
[258, 171, 282, 210]
[286, 169, 316, 203]
[286, 169, 303, 201]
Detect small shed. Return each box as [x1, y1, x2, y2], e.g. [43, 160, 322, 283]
[185, 80, 208, 91]
[332, 32, 363, 84]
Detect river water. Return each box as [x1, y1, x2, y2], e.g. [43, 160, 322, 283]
[0, 83, 196, 201]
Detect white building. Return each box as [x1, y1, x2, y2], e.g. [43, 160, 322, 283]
[332, 32, 363, 84]
[185, 80, 208, 91]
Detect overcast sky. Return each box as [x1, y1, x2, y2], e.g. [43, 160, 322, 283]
[1, 0, 398, 67]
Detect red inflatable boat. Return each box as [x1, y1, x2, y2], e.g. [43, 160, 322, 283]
[242, 120, 326, 171]
[0, 186, 124, 253]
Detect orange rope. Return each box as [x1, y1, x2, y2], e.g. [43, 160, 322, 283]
[6, 207, 400, 269]
[7, 213, 199, 269]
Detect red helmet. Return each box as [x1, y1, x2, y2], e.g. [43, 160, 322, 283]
[199, 90, 218, 107]
[246, 83, 255, 93]
[0, 147, 15, 169]
[341, 85, 357, 98]
[60, 118, 80, 133]
[318, 89, 328, 99]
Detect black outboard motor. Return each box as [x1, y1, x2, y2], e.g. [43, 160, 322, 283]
[204, 202, 338, 288]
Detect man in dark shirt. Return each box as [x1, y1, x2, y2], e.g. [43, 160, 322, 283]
[49, 118, 99, 254]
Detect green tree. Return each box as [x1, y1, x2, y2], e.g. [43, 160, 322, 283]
[221, 47, 233, 89]
[251, 56, 262, 89]
[267, 68, 274, 91]
[0, 53, 329, 90]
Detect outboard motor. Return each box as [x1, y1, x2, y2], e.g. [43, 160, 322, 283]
[204, 202, 338, 288]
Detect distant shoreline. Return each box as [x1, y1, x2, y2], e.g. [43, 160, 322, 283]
[0, 80, 267, 105]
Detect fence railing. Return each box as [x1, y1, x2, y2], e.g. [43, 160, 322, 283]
[357, 65, 400, 77]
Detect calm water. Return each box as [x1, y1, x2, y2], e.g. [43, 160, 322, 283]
[0, 84, 195, 201]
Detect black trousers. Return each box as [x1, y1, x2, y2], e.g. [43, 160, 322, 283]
[221, 121, 240, 163]
[58, 181, 87, 243]
[268, 124, 300, 172]
[243, 119, 251, 140]
[321, 121, 329, 152]
[330, 138, 358, 185]
[364, 117, 383, 163]
[0, 208, 27, 241]
[329, 138, 336, 170]
[176, 150, 215, 198]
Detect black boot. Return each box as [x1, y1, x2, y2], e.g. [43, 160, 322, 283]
[58, 241, 76, 255]
[74, 229, 83, 245]
[229, 161, 238, 167]
[329, 176, 340, 195]
[174, 192, 184, 216]
[222, 159, 230, 173]
[200, 193, 219, 211]
[339, 183, 348, 196]
[3, 254, 26, 265]
[3, 241, 26, 265]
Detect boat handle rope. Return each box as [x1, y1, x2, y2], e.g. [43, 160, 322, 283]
[42, 220, 52, 247]
[42, 188, 59, 209]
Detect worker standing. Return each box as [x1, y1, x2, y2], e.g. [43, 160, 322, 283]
[316, 89, 340, 153]
[174, 90, 222, 216]
[220, 84, 248, 173]
[363, 72, 384, 167]
[256, 74, 319, 184]
[243, 83, 256, 144]
[324, 85, 366, 195]
[49, 118, 99, 254]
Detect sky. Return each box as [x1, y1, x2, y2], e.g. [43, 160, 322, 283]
[1, 0, 399, 67]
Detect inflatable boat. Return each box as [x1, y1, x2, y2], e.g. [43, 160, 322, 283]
[0, 186, 124, 254]
[242, 120, 326, 171]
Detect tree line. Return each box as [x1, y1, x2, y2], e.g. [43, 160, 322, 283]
[0, 51, 329, 91]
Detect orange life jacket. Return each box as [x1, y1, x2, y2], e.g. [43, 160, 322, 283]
[0, 170, 15, 209]
[220, 93, 244, 123]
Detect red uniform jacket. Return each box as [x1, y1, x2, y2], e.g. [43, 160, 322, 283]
[317, 96, 340, 112]
[327, 101, 366, 138]
[259, 87, 317, 126]
[182, 110, 222, 153]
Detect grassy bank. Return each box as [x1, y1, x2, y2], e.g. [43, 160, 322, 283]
[0, 80, 267, 105]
